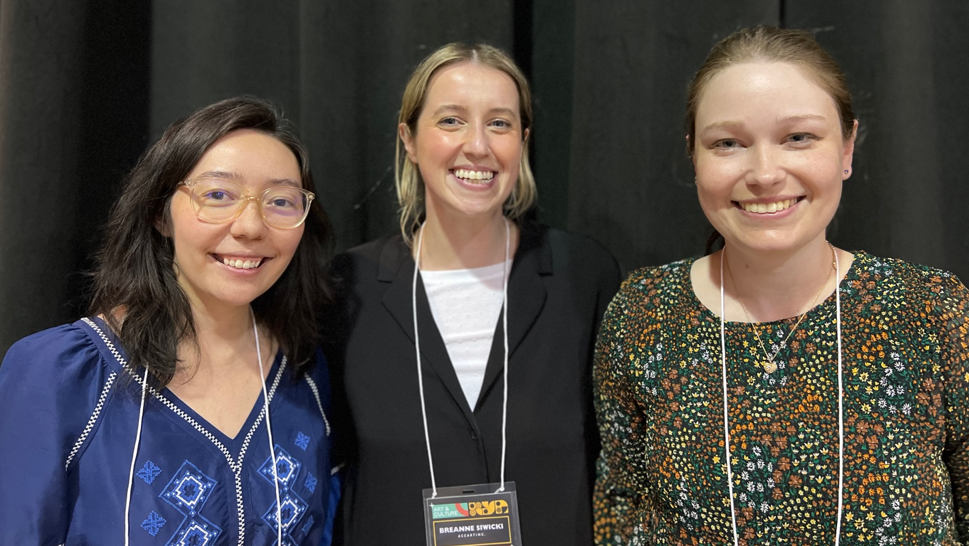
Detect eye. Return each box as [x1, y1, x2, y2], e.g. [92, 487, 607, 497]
[787, 133, 818, 145]
[437, 117, 461, 127]
[195, 180, 241, 206]
[489, 119, 513, 130]
[263, 189, 304, 215]
[713, 138, 742, 149]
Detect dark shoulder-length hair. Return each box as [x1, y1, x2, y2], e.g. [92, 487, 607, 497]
[89, 96, 334, 386]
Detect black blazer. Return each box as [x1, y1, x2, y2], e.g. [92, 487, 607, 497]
[326, 223, 621, 545]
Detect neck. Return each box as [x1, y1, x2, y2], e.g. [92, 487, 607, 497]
[177, 297, 267, 373]
[416, 208, 517, 270]
[723, 238, 836, 322]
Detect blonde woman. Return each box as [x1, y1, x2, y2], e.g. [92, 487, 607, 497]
[328, 43, 620, 545]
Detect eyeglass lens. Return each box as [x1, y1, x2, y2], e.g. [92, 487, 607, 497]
[190, 178, 310, 228]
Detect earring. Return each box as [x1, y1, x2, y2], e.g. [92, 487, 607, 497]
[844, 169, 849, 174]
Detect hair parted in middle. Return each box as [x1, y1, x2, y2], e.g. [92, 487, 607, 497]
[685, 25, 856, 157]
[395, 42, 536, 245]
[89, 96, 334, 386]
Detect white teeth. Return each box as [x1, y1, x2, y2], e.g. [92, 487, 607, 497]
[742, 199, 795, 214]
[454, 169, 495, 182]
[223, 257, 262, 269]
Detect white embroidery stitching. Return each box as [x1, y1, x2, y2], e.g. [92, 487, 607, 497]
[304, 375, 331, 437]
[83, 318, 291, 545]
[65, 370, 117, 471]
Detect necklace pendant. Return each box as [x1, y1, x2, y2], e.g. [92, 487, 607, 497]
[762, 361, 777, 374]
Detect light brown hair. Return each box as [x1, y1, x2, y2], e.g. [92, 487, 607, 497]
[395, 43, 536, 244]
[686, 25, 855, 156]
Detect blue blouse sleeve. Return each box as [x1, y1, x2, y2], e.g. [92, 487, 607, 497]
[0, 323, 113, 545]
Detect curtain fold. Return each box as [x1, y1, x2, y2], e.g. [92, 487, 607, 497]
[1, 0, 966, 355]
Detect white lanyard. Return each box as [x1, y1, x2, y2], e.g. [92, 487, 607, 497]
[718, 247, 844, 544]
[412, 219, 511, 497]
[123, 309, 283, 544]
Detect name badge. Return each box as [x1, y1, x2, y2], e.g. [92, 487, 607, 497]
[423, 482, 523, 546]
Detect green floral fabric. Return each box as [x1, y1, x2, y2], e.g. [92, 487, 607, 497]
[594, 251, 969, 545]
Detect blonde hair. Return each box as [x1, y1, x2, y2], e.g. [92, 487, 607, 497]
[395, 43, 536, 244]
[686, 25, 855, 156]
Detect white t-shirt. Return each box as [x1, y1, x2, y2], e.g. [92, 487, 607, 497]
[420, 259, 512, 409]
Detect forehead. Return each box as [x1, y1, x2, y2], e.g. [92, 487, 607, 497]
[189, 129, 302, 186]
[422, 61, 520, 115]
[696, 61, 839, 122]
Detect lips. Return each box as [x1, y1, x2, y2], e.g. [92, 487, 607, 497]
[736, 196, 804, 214]
[212, 254, 266, 270]
[452, 168, 496, 185]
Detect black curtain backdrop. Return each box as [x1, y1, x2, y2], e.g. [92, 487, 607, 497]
[1, 0, 966, 355]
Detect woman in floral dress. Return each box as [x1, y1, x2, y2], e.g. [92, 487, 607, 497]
[594, 26, 969, 545]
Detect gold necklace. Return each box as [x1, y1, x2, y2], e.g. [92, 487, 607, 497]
[726, 243, 837, 373]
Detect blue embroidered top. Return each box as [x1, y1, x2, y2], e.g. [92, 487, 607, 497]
[0, 318, 339, 545]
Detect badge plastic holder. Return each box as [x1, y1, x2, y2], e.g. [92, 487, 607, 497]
[423, 482, 522, 546]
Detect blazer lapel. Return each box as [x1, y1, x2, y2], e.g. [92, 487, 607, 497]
[475, 224, 550, 409]
[378, 237, 479, 422]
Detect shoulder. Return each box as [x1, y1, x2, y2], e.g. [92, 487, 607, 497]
[618, 258, 696, 303]
[526, 224, 621, 282]
[0, 320, 120, 462]
[850, 251, 965, 306]
[1, 319, 116, 388]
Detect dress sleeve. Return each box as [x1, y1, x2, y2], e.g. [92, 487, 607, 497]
[593, 280, 653, 544]
[0, 324, 109, 545]
[938, 274, 969, 541]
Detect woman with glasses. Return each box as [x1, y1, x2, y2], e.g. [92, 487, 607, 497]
[327, 43, 621, 544]
[0, 97, 339, 545]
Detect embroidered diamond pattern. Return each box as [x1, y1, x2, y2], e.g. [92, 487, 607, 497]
[304, 472, 317, 493]
[294, 431, 310, 451]
[263, 493, 309, 534]
[170, 519, 221, 546]
[141, 511, 166, 537]
[259, 445, 309, 544]
[137, 460, 162, 484]
[160, 461, 223, 545]
[258, 445, 301, 489]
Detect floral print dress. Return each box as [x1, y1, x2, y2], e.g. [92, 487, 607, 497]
[594, 251, 969, 545]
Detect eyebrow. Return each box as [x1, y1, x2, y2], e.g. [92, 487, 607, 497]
[701, 114, 829, 133]
[429, 104, 519, 118]
[195, 170, 301, 188]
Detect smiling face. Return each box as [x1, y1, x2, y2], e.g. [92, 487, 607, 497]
[400, 61, 526, 224]
[165, 129, 305, 314]
[692, 61, 855, 255]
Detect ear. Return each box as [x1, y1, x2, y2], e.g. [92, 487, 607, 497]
[842, 119, 858, 179]
[154, 213, 172, 238]
[523, 127, 530, 143]
[399, 123, 418, 163]
[686, 134, 698, 171]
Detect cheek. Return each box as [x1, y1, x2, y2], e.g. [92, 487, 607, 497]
[275, 229, 305, 263]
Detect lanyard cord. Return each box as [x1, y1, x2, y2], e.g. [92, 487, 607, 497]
[124, 367, 149, 545]
[251, 307, 283, 546]
[123, 311, 282, 544]
[413, 218, 511, 497]
[718, 246, 844, 544]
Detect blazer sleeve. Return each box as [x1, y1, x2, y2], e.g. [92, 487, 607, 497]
[0, 324, 110, 545]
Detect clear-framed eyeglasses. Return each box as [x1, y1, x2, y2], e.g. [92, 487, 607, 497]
[179, 177, 315, 230]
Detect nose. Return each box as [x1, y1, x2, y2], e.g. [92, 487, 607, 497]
[462, 122, 489, 158]
[747, 145, 784, 187]
[229, 198, 267, 239]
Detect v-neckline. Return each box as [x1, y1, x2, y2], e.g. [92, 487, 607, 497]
[162, 352, 284, 450]
[82, 316, 287, 459]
